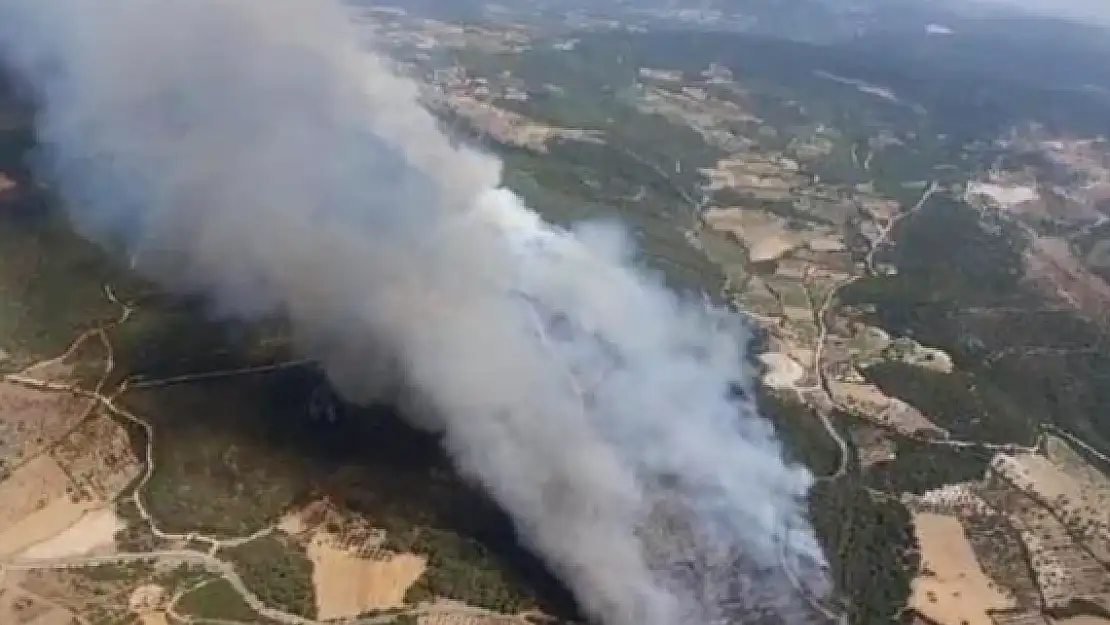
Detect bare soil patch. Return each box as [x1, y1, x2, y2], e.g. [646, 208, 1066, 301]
[758, 352, 805, 389]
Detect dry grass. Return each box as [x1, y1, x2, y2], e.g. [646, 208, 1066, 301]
[992, 452, 1110, 563]
[21, 507, 121, 559]
[0, 380, 94, 466]
[703, 208, 801, 262]
[0, 586, 75, 625]
[49, 413, 141, 502]
[130, 585, 169, 625]
[0, 453, 96, 558]
[828, 379, 945, 435]
[0, 398, 137, 558]
[1025, 235, 1110, 325]
[1052, 617, 1110, 625]
[308, 532, 427, 620]
[418, 601, 516, 625]
[910, 512, 1016, 625]
[420, 615, 504, 625]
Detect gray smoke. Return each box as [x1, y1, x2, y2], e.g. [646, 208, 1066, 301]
[0, 0, 830, 622]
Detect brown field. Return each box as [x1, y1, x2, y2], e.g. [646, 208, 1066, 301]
[0, 397, 139, 557]
[418, 601, 519, 625]
[0, 453, 94, 558]
[49, 412, 141, 502]
[0, 381, 94, 466]
[702, 208, 803, 262]
[910, 512, 1016, 625]
[21, 507, 121, 559]
[1053, 618, 1110, 625]
[308, 532, 427, 620]
[992, 452, 1110, 563]
[420, 615, 505, 625]
[0, 588, 74, 625]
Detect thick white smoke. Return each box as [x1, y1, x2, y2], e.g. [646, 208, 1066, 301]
[0, 0, 830, 622]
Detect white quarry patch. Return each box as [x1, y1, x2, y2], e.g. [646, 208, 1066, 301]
[758, 352, 805, 389]
[966, 181, 1038, 209]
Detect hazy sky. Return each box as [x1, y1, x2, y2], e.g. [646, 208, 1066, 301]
[976, 0, 1110, 25]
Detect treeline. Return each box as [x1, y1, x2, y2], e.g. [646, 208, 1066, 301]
[808, 479, 920, 624]
[176, 578, 264, 623]
[864, 436, 993, 495]
[396, 526, 540, 615]
[839, 194, 1032, 337]
[498, 139, 726, 296]
[862, 362, 1038, 444]
[839, 186, 1110, 453]
[756, 386, 843, 478]
[224, 534, 317, 619]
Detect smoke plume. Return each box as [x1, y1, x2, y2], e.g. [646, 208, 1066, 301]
[0, 0, 830, 622]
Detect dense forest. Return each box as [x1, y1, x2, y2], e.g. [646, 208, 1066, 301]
[808, 479, 920, 624]
[840, 191, 1110, 452]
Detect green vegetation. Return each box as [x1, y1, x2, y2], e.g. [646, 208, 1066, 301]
[224, 534, 317, 619]
[77, 559, 158, 583]
[864, 436, 993, 495]
[809, 479, 919, 624]
[0, 193, 144, 370]
[442, 45, 730, 296]
[837, 188, 1110, 452]
[839, 194, 1031, 323]
[573, 29, 1110, 144]
[113, 499, 167, 552]
[9, 18, 1110, 625]
[757, 386, 842, 478]
[498, 138, 724, 295]
[861, 362, 1037, 444]
[398, 526, 537, 613]
[159, 563, 214, 595]
[124, 373, 310, 537]
[176, 578, 260, 622]
[0, 88, 153, 366]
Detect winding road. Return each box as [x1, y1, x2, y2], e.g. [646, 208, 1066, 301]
[808, 180, 939, 480]
[771, 181, 939, 623]
[1, 288, 539, 625]
[0, 178, 1031, 625]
